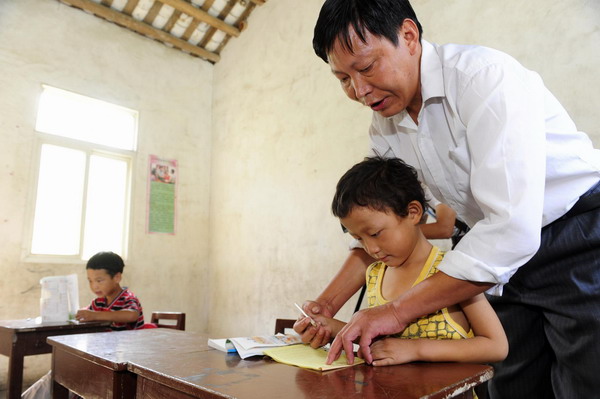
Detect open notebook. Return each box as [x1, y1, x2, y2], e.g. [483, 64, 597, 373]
[264, 344, 364, 371]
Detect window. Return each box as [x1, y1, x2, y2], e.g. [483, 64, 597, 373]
[28, 85, 138, 261]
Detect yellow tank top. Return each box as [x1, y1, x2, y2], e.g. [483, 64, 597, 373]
[365, 246, 474, 340]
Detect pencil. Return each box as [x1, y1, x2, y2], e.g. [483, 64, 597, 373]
[294, 302, 318, 327]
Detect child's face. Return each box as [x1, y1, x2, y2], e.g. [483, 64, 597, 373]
[86, 268, 122, 299]
[340, 204, 422, 267]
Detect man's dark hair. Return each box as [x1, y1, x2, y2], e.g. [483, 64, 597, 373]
[86, 251, 124, 277]
[313, 0, 423, 63]
[332, 157, 425, 219]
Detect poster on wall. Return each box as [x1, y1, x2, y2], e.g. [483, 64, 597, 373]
[147, 155, 177, 234]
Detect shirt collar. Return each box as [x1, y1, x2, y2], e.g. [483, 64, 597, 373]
[420, 40, 446, 102]
[391, 40, 444, 128]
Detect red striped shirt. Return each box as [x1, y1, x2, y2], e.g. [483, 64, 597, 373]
[88, 287, 145, 330]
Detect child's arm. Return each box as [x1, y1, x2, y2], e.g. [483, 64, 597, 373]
[419, 203, 457, 239]
[76, 309, 140, 324]
[370, 293, 508, 366]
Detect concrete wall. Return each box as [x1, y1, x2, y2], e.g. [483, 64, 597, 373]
[210, 0, 600, 337]
[0, 0, 213, 388]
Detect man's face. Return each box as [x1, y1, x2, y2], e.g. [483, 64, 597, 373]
[327, 21, 422, 119]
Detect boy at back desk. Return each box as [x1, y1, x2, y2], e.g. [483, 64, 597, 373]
[295, 157, 508, 367]
[22, 252, 144, 399]
[75, 251, 145, 330]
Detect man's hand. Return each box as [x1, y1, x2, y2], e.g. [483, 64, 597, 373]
[326, 302, 405, 365]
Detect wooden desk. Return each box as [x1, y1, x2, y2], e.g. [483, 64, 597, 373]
[130, 350, 493, 399]
[0, 319, 110, 399]
[49, 329, 492, 399]
[48, 329, 210, 399]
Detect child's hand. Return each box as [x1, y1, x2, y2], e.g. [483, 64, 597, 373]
[293, 316, 328, 348]
[294, 314, 345, 349]
[75, 309, 96, 322]
[370, 337, 418, 366]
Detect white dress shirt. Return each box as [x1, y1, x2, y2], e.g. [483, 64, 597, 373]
[369, 40, 600, 295]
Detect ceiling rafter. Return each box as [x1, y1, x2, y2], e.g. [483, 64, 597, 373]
[122, 0, 140, 15]
[55, 0, 266, 63]
[142, 1, 163, 24]
[214, 1, 256, 54]
[158, 0, 240, 37]
[58, 0, 220, 62]
[163, 10, 183, 33]
[199, 0, 238, 48]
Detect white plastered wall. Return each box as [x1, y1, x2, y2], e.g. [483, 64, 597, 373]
[0, 0, 212, 388]
[209, 0, 600, 337]
[0, 0, 598, 391]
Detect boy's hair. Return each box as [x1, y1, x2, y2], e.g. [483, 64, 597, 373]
[86, 251, 124, 277]
[313, 0, 423, 63]
[332, 157, 425, 219]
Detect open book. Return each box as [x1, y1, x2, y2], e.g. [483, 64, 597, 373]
[208, 334, 302, 359]
[263, 344, 365, 371]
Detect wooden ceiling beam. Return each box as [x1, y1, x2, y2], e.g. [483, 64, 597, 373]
[142, 1, 163, 24]
[182, 19, 201, 42]
[202, 0, 216, 9]
[162, 10, 182, 33]
[122, 0, 140, 15]
[199, 0, 241, 49]
[214, 1, 254, 54]
[158, 0, 240, 37]
[57, 0, 220, 63]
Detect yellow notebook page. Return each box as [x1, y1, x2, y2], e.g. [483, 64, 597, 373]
[264, 344, 364, 371]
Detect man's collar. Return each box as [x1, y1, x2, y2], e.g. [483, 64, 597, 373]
[420, 40, 445, 102]
[384, 40, 444, 127]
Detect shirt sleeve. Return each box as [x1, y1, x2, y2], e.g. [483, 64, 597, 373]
[437, 61, 547, 295]
[121, 294, 142, 313]
[422, 183, 441, 208]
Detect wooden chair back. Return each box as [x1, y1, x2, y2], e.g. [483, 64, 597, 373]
[274, 318, 296, 334]
[150, 311, 186, 331]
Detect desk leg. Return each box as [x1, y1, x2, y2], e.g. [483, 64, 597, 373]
[51, 352, 69, 399]
[7, 351, 24, 399]
[52, 379, 69, 399]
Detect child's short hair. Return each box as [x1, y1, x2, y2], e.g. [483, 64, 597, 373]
[332, 157, 425, 218]
[86, 251, 124, 277]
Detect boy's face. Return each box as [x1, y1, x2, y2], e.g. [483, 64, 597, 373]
[86, 268, 122, 300]
[340, 204, 421, 268]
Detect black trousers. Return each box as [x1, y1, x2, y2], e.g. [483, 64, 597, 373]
[487, 182, 600, 399]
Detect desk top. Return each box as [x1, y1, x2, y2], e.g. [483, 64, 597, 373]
[48, 329, 210, 371]
[130, 349, 492, 399]
[48, 329, 493, 399]
[0, 319, 110, 333]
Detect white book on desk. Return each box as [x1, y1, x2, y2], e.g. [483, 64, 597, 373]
[208, 334, 302, 359]
[208, 338, 236, 353]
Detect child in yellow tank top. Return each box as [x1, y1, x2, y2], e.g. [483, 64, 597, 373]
[367, 246, 473, 340]
[296, 157, 508, 368]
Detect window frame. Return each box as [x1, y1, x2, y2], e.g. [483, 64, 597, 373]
[23, 92, 137, 264]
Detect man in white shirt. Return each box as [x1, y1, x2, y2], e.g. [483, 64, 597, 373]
[296, 0, 600, 397]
